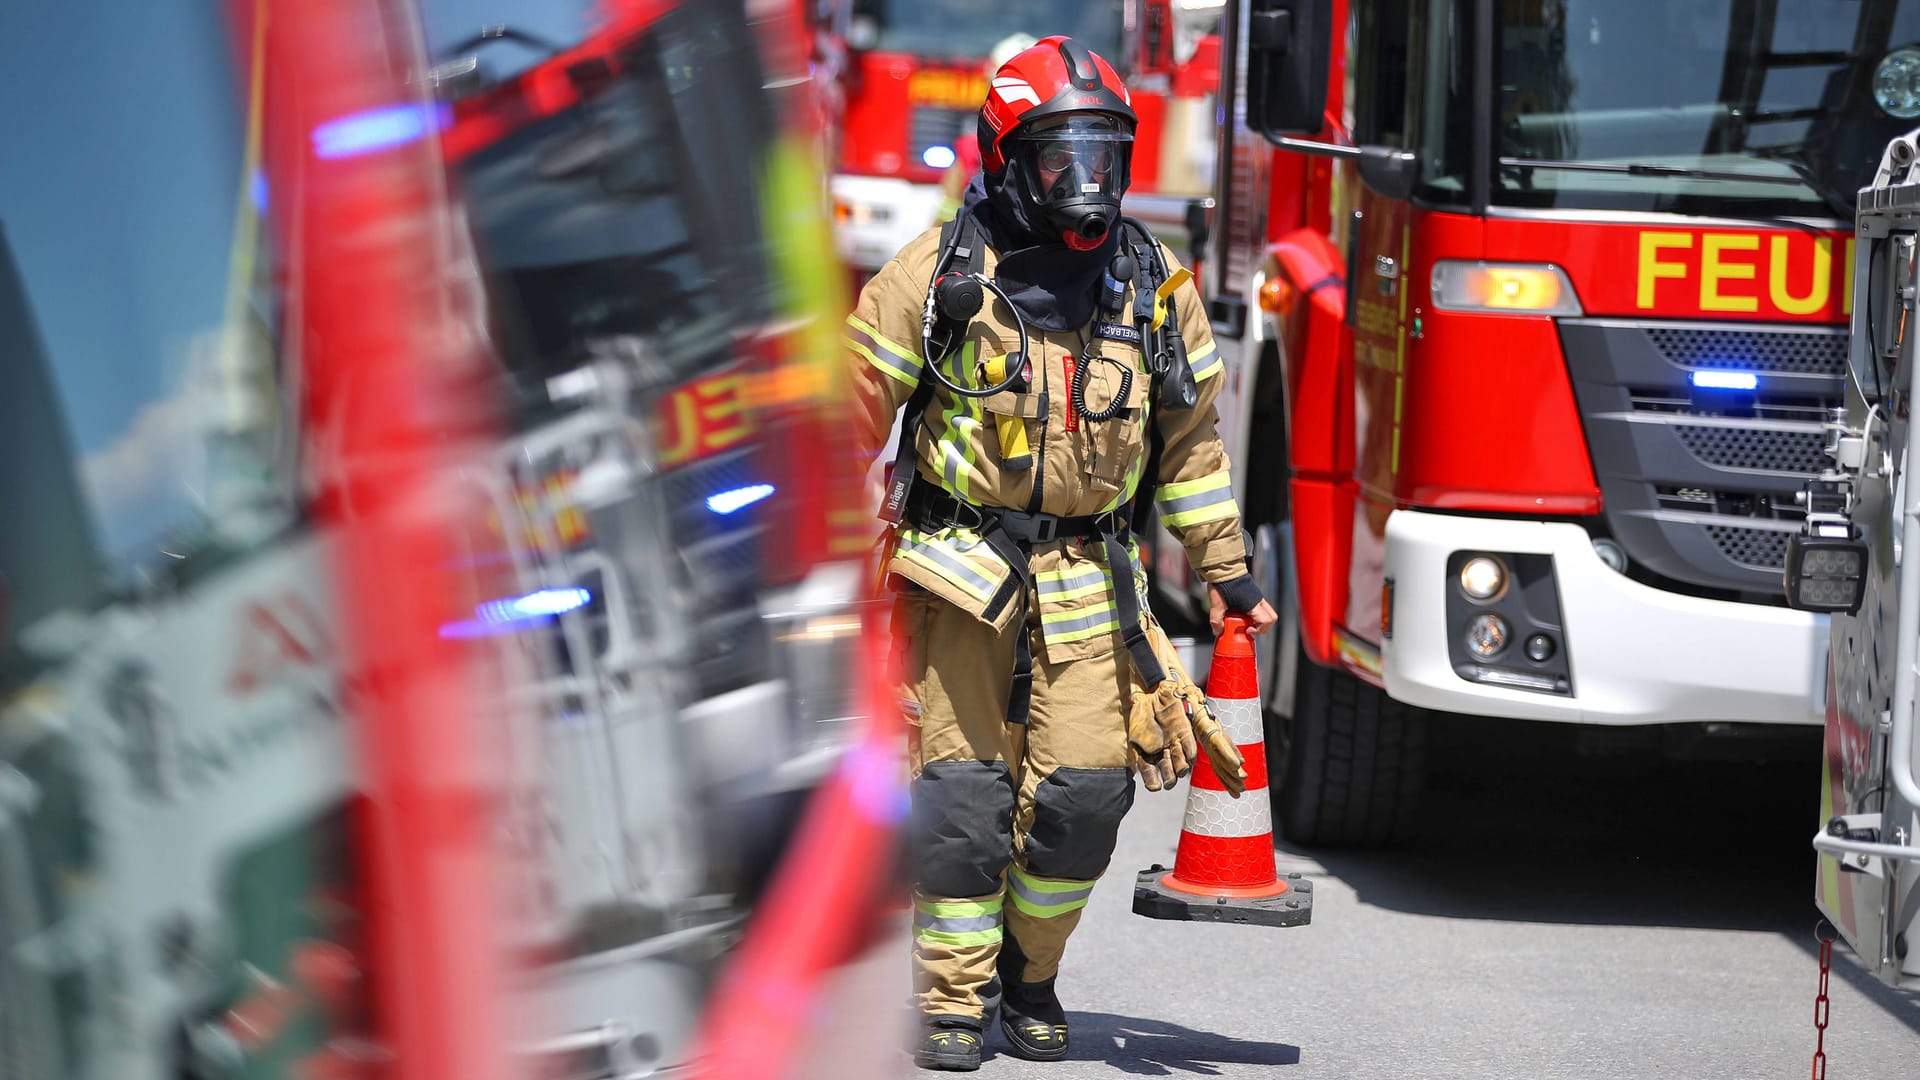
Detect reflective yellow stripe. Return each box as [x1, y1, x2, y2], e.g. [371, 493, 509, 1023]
[912, 893, 1004, 946]
[846, 315, 923, 387]
[1039, 599, 1116, 625]
[933, 342, 983, 502]
[917, 914, 1006, 941]
[1036, 564, 1110, 603]
[1008, 866, 1095, 918]
[1039, 580, 1110, 603]
[896, 532, 1000, 604]
[1157, 471, 1236, 528]
[1189, 338, 1222, 381]
[1039, 600, 1119, 644]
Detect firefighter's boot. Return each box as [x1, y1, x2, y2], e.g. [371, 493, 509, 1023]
[996, 934, 1069, 1060]
[915, 1017, 985, 1072]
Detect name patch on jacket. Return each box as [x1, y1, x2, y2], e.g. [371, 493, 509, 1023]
[1093, 322, 1142, 346]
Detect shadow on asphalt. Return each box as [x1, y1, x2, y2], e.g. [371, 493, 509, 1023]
[1003, 1012, 1299, 1075]
[1290, 714, 1824, 932]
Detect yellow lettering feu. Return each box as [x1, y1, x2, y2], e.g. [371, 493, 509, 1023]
[1700, 233, 1760, 313]
[909, 71, 985, 108]
[1768, 235, 1832, 316]
[701, 375, 755, 451]
[1636, 232, 1692, 308]
[656, 388, 701, 467]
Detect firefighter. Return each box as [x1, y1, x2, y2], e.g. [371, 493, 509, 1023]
[843, 37, 1276, 1071]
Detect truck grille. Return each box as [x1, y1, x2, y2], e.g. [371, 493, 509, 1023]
[1668, 422, 1830, 474]
[1645, 326, 1848, 374]
[1704, 522, 1795, 571]
[1558, 318, 1845, 596]
[909, 107, 971, 164]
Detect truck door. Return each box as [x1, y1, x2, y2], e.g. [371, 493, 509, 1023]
[1340, 0, 1420, 645]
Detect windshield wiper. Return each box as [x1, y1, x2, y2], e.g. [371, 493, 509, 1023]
[1498, 156, 1856, 218]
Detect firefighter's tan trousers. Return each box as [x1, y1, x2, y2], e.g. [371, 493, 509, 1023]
[896, 587, 1135, 1022]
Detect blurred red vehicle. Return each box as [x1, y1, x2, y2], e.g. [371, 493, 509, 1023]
[0, 1, 892, 1078]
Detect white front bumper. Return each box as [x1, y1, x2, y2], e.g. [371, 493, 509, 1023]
[1381, 509, 1827, 726]
[830, 173, 944, 271]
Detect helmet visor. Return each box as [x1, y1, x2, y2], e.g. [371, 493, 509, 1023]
[1013, 114, 1133, 204]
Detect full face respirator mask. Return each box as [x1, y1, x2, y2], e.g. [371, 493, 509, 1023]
[1008, 114, 1134, 249]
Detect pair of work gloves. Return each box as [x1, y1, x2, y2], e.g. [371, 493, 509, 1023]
[1127, 616, 1248, 797]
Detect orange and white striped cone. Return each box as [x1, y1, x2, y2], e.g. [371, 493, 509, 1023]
[1132, 614, 1312, 928]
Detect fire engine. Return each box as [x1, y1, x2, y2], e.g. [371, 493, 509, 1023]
[823, 0, 1225, 274]
[0, 0, 872, 1076]
[1166, 0, 1920, 846]
[1781, 125, 1920, 995]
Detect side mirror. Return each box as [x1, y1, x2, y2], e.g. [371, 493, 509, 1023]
[1245, 0, 1332, 138]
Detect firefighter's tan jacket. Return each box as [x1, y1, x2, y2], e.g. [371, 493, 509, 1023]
[846, 223, 1248, 664]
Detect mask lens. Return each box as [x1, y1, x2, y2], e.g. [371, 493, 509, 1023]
[1037, 143, 1074, 174]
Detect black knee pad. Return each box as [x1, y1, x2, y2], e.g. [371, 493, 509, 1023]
[911, 760, 1016, 897]
[1021, 766, 1134, 880]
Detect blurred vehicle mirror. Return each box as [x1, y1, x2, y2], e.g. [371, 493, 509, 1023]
[1245, 0, 1332, 138]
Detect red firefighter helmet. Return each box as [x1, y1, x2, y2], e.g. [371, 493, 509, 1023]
[977, 37, 1137, 247]
[977, 35, 1136, 175]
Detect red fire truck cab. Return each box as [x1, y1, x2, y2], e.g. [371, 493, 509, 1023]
[1172, 0, 1920, 845]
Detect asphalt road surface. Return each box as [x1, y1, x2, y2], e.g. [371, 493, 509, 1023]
[825, 716, 1920, 1078]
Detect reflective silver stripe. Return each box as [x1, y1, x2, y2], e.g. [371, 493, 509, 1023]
[898, 535, 999, 595]
[1007, 875, 1094, 910]
[847, 319, 923, 382]
[1044, 609, 1117, 636]
[1206, 694, 1264, 746]
[1156, 483, 1235, 518]
[942, 436, 967, 491]
[913, 911, 1002, 934]
[1037, 566, 1109, 598]
[1183, 785, 1273, 837]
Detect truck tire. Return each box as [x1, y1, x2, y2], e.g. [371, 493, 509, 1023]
[1267, 640, 1426, 847]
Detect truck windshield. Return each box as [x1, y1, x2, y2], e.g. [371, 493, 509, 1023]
[437, 4, 778, 423]
[1426, 0, 1920, 217]
[850, 0, 1123, 63]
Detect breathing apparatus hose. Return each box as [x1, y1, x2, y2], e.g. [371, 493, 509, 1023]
[921, 272, 1031, 399]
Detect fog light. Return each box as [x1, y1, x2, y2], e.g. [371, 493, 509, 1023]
[1591, 538, 1627, 574]
[1524, 633, 1555, 662]
[1459, 556, 1507, 601]
[1783, 533, 1868, 614]
[1466, 613, 1509, 658]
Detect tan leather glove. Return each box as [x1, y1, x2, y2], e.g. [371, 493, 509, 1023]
[1170, 676, 1247, 798]
[1145, 620, 1249, 798]
[1127, 679, 1195, 791]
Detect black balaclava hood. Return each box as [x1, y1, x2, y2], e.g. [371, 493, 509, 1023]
[963, 170, 1118, 333]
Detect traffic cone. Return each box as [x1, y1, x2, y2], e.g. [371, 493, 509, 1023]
[1131, 615, 1313, 928]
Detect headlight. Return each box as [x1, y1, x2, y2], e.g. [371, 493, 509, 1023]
[1431, 261, 1582, 315]
[1458, 555, 1507, 601]
[832, 196, 892, 229]
[1875, 47, 1920, 119]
